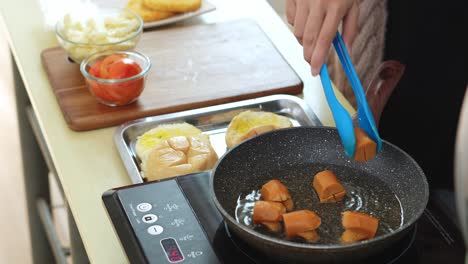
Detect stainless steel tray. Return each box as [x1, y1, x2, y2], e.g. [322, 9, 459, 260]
[114, 95, 322, 184]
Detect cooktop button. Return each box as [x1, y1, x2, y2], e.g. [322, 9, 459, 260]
[147, 225, 164, 235]
[142, 214, 158, 224]
[137, 203, 152, 212]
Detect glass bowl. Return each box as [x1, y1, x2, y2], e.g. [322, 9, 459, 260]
[56, 8, 143, 63]
[80, 50, 151, 107]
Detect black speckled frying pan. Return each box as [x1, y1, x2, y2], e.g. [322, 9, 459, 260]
[210, 127, 429, 263]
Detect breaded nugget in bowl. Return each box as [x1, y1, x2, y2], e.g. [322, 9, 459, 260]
[55, 8, 143, 63]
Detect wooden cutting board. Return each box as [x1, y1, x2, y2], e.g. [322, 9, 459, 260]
[41, 19, 303, 131]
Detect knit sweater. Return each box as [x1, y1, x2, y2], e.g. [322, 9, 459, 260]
[327, 0, 388, 108]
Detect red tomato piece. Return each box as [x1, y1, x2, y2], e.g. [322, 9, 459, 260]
[100, 54, 126, 78]
[115, 78, 144, 101]
[88, 60, 103, 78]
[108, 60, 142, 79]
[115, 80, 143, 102]
[88, 81, 116, 103]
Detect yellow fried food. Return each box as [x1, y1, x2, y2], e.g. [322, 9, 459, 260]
[127, 0, 175, 22]
[143, 0, 201, 13]
[142, 135, 218, 181]
[135, 123, 202, 161]
[225, 111, 293, 148]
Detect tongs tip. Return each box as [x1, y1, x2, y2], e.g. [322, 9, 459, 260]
[320, 32, 383, 158]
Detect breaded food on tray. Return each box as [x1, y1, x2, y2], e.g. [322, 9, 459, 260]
[142, 134, 218, 181]
[143, 0, 202, 13]
[127, 0, 175, 22]
[225, 110, 293, 148]
[135, 122, 202, 161]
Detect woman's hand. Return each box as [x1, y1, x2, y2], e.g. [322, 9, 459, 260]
[286, 0, 359, 76]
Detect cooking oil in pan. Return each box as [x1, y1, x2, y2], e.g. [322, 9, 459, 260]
[235, 164, 404, 244]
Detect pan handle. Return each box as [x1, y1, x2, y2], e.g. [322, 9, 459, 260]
[353, 61, 405, 128]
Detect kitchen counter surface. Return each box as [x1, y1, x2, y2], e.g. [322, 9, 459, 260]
[0, 0, 354, 262]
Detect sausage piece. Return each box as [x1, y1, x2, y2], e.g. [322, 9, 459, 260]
[283, 210, 321, 239]
[312, 170, 346, 203]
[340, 229, 369, 243]
[341, 211, 379, 240]
[282, 198, 295, 211]
[253, 201, 286, 223]
[261, 221, 282, 232]
[353, 127, 377, 162]
[297, 230, 320, 242]
[261, 179, 295, 211]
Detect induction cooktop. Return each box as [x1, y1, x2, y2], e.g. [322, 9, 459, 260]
[102, 171, 465, 263]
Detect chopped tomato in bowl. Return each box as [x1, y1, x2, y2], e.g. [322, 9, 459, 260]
[80, 51, 151, 106]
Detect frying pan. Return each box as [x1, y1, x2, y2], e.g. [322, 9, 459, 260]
[210, 60, 425, 263]
[210, 127, 429, 263]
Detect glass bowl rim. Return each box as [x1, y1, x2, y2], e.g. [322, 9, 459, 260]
[80, 50, 152, 83]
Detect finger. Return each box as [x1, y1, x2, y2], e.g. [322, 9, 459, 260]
[293, 0, 310, 44]
[302, 5, 326, 63]
[286, 0, 297, 26]
[342, 1, 359, 55]
[310, 10, 344, 76]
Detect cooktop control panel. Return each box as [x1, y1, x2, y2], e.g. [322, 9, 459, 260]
[103, 178, 220, 264]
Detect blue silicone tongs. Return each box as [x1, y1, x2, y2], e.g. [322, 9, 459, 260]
[320, 32, 382, 158]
